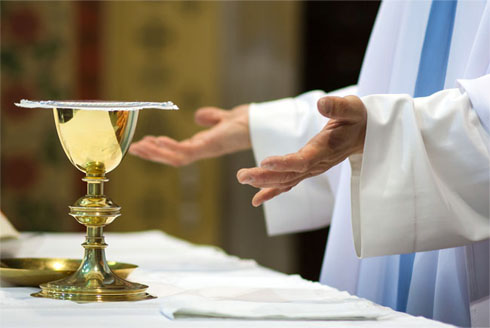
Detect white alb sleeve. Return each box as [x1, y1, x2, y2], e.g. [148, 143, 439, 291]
[350, 75, 490, 257]
[249, 85, 357, 235]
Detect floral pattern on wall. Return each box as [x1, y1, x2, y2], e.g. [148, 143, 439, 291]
[1, 1, 78, 232]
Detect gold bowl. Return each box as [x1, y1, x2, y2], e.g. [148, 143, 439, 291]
[0, 258, 137, 287]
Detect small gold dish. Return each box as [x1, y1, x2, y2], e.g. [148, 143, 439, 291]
[0, 258, 137, 287]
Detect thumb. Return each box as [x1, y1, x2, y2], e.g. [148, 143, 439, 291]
[194, 107, 227, 127]
[317, 96, 364, 122]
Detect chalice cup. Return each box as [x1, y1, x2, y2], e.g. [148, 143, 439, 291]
[32, 105, 151, 302]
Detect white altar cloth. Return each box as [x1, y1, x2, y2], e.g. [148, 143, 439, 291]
[0, 231, 453, 327]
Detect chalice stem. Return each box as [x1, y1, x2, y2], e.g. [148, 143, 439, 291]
[87, 177, 104, 195]
[71, 173, 119, 286]
[86, 226, 105, 246]
[80, 226, 113, 287]
[83, 175, 108, 252]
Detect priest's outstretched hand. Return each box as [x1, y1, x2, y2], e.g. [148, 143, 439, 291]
[130, 96, 366, 207]
[237, 95, 367, 207]
[129, 104, 251, 166]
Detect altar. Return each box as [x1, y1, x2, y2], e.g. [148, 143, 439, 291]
[1, 231, 452, 327]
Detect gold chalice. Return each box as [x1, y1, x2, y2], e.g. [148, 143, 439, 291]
[16, 100, 178, 302]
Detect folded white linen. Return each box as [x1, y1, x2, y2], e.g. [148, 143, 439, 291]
[160, 286, 391, 320]
[0, 211, 19, 240]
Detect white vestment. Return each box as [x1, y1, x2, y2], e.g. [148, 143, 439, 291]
[249, 1, 490, 326]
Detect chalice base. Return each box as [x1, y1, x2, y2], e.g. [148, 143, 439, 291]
[31, 218, 154, 302]
[31, 271, 154, 302]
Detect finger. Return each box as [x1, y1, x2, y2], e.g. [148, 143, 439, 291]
[194, 107, 227, 127]
[129, 143, 168, 164]
[130, 137, 162, 152]
[139, 124, 232, 164]
[151, 129, 222, 163]
[155, 136, 181, 149]
[129, 142, 189, 166]
[260, 154, 306, 172]
[237, 167, 303, 187]
[178, 124, 234, 159]
[260, 138, 326, 172]
[153, 135, 201, 162]
[317, 96, 364, 122]
[141, 135, 158, 142]
[128, 144, 142, 156]
[129, 138, 155, 154]
[128, 144, 159, 161]
[252, 187, 292, 207]
[129, 136, 156, 150]
[128, 143, 142, 155]
[248, 176, 305, 189]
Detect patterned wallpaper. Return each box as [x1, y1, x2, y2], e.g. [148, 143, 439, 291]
[1, 1, 78, 232]
[101, 1, 223, 245]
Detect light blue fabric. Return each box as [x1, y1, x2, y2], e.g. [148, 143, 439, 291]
[414, 0, 457, 98]
[396, 253, 415, 312]
[397, 0, 457, 314]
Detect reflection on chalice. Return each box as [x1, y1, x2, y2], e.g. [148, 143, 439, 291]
[16, 100, 178, 302]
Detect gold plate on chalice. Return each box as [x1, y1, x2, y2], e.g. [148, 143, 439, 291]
[15, 100, 178, 302]
[0, 258, 137, 287]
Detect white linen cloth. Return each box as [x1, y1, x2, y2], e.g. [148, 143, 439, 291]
[0, 211, 19, 240]
[160, 282, 389, 320]
[249, 0, 489, 326]
[0, 231, 452, 328]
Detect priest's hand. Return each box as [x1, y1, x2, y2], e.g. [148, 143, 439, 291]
[129, 105, 250, 166]
[237, 96, 367, 207]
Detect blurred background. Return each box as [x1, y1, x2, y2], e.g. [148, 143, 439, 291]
[1, 1, 379, 280]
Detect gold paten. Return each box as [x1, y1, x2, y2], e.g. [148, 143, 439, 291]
[31, 107, 153, 302]
[0, 258, 137, 287]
